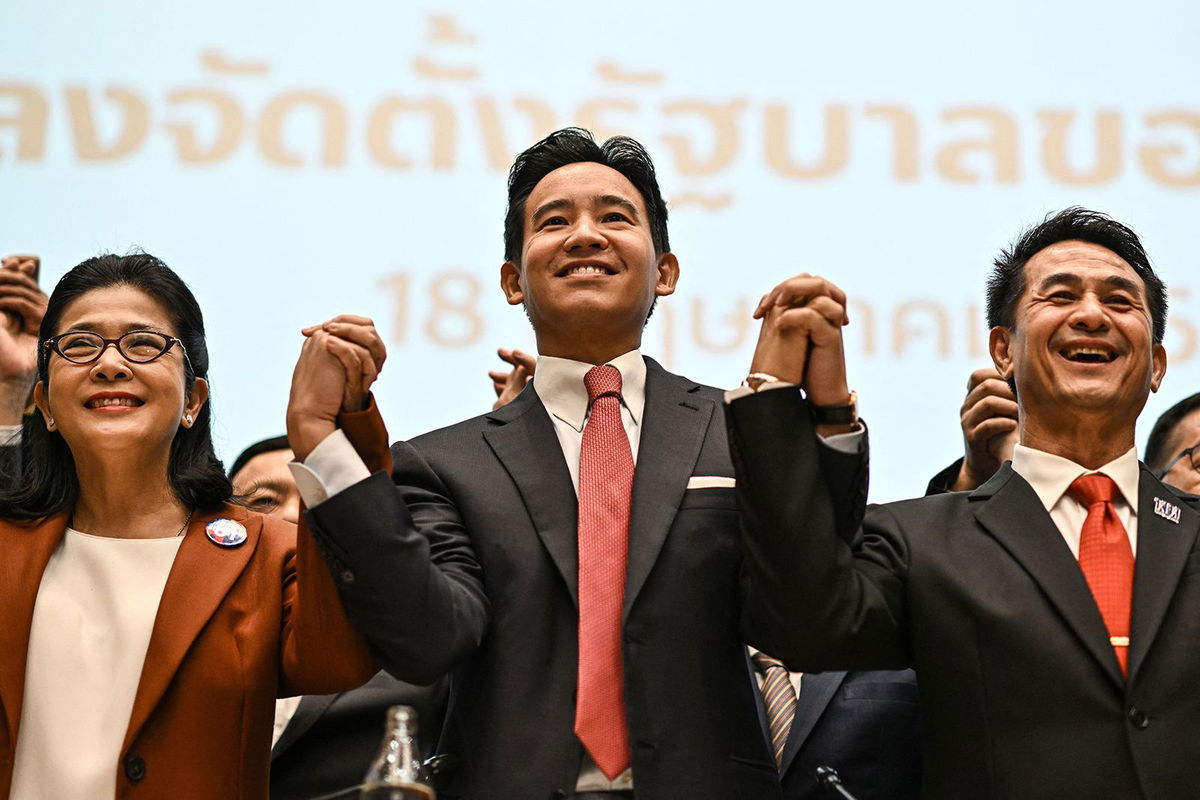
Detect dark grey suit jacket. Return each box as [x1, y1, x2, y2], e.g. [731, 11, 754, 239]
[729, 387, 1200, 799]
[308, 358, 867, 800]
[749, 661, 920, 800]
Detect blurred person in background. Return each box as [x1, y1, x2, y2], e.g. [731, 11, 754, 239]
[1144, 392, 1200, 494]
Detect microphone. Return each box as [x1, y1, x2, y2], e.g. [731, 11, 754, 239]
[815, 765, 861, 800]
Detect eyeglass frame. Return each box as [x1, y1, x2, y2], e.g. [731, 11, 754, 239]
[43, 329, 191, 370]
[1156, 442, 1200, 481]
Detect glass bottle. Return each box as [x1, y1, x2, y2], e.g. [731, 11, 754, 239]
[359, 705, 436, 800]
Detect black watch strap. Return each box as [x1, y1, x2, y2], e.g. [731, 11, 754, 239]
[810, 391, 858, 426]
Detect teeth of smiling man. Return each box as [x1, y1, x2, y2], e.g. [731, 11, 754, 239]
[564, 265, 608, 275]
[87, 397, 142, 408]
[1062, 346, 1115, 362]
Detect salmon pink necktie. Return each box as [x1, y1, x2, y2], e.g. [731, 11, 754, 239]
[1067, 474, 1135, 677]
[574, 365, 634, 779]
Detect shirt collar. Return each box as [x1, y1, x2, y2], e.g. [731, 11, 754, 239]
[532, 349, 646, 432]
[1011, 444, 1141, 514]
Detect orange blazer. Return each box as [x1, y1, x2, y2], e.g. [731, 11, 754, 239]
[0, 405, 390, 800]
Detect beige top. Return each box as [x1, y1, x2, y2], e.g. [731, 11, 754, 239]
[10, 528, 183, 800]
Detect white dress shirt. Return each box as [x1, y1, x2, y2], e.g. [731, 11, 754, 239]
[1010, 444, 1140, 557]
[11, 529, 183, 800]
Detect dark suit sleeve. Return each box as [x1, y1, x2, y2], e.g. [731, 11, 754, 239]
[302, 410, 488, 686]
[816, 422, 870, 542]
[729, 388, 910, 673]
[925, 457, 964, 497]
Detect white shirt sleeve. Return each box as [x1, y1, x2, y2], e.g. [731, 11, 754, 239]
[287, 429, 372, 507]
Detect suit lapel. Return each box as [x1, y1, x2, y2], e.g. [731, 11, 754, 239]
[1128, 468, 1199, 682]
[780, 671, 844, 777]
[482, 386, 581, 607]
[271, 693, 340, 759]
[972, 465, 1124, 688]
[624, 360, 712, 619]
[123, 506, 259, 751]
[0, 514, 69, 744]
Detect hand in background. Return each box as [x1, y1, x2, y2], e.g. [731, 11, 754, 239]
[951, 367, 1019, 491]
[0, 255, 47, 425]
[488, 347, 535, 410]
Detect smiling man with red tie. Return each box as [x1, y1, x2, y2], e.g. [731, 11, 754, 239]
[729, 207, 1200, 799]
[298, 128, 872, 799]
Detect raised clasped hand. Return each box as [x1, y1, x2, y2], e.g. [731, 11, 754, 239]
[748, 273, 851, 407]
[286, 315, 386, 461]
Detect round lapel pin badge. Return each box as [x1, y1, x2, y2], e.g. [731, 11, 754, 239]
[206, 518, 248, 548]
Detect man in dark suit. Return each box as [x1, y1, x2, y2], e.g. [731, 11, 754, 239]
[729, 207, 1200, 798]
[300, 128, 873, 799]
[747, 660, 920, 800]
[228, 436, 448, 800]
[488, 359, 921, 800]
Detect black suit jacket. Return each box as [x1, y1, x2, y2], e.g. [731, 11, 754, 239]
[308, 359, 866, 800]
[728, 388, 1200, 799]
[751, 662, 921, 800]
[269, 671, 447, 800]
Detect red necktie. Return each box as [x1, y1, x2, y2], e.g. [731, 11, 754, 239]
[1067, 474, 1135, 677]
[575, 365, 634, 779]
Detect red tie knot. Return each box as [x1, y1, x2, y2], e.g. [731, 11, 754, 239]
[1068, 473, 1118, 508]
[584, 365, 623, 404]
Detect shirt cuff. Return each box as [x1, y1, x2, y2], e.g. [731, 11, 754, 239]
[288, 429, 372, 507]
[723, 381, 797, 403]
[819, 427, 864, 454]
[0, 425, 21, 446]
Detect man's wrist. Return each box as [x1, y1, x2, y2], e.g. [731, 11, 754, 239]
[286, 417, 338, 462]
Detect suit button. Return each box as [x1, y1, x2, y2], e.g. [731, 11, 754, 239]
[124, 755, 146, 781]
[339, 569, 355, 583]
[1128, 707, 1150, 730]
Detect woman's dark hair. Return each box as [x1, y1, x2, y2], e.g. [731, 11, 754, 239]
[0, 252, 232, 520]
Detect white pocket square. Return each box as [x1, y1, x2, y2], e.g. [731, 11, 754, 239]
[686, 476, 736, 489]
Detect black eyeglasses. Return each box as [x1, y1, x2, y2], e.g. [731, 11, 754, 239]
[44, 330, 188, 366]
[1156, 442, 1200, 481]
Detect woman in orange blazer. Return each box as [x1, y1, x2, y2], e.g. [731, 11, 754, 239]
[0, 252, 384, 800]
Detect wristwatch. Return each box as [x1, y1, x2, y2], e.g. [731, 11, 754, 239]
[810, 390, 858, 427]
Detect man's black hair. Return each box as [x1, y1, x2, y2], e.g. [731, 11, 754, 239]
[228, 435, 290, 480]
[503, 127, 670, 263]
[986, 207, 1168, 343]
